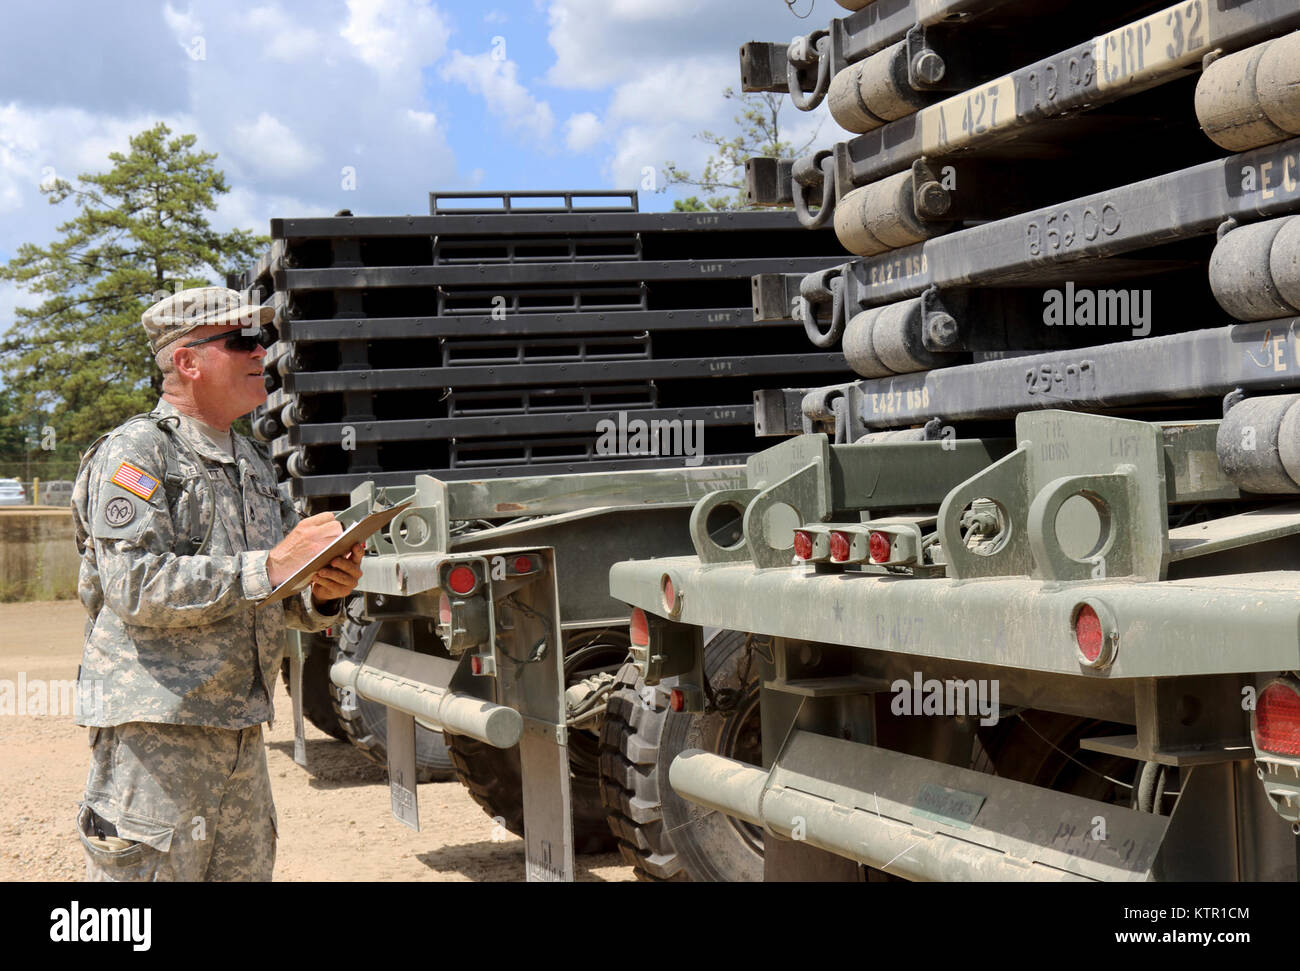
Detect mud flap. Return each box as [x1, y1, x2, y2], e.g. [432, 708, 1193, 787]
[387, 707, 420, 831]
[519, 717, 575, 881]
[492, 547, 575, 882]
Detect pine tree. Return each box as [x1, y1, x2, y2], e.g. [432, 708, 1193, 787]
[0, 123, 266, 448]
[663, 87, 822, 211]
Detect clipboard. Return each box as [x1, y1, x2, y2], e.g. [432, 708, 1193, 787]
[258, 501, 412, 608]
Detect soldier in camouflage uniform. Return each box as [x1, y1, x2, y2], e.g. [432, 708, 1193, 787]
[71, 287, 363, 881]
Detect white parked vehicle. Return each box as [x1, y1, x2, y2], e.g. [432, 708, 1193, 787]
[39, 480, 73, 506]
[0, 479, 27, 506]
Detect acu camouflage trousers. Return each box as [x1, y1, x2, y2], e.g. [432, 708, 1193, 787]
[77, 722, 277, 882]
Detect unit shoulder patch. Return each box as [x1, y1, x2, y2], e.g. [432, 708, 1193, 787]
[103, 496, 136, 527]
[110, 461, 161, 501]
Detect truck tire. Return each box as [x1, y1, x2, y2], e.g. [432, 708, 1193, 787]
[598, 629, 764, 882]
[443, 627, 634, 855]
[278, 635, 348, 742]
[328, 608, 456, 783]
[975, 711, 1138, 807]
[442, 733, 616, 854]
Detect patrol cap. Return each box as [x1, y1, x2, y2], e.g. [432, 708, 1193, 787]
[143, 287, 274, 355]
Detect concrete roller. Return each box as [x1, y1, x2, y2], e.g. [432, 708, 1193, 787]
[251, 414, 281, 442]
[834, 187, 891, 256]
[1216, 394, 1300, 494]
[1196, 33, 1300, 152]
[871, 297, 944, 373]
[827, 41, 926, 135]
[286, 449, 314, 478]
[862, 171, 933, 250]
[1208, 216, 1300, 321]
[828, 62, 886, 135]
[1258, 32, 1300, 135]
[835, 171, 936, 255]
[801, 387, 845, 422]
[842, 307, 894, 377]
[1272, 216, 1300, 310]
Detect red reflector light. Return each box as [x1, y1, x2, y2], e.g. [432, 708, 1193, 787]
[447, 565, 477, 595]
[1255, 681, 1300, 756]
[438, 593, 451, 626]
[513, 555, 533, 573]
[868, 531, 891, 563]
[471, 656, 483, 675]
[829, 531, 851, 562]
[793, 530, 813, 560]
[630, 608, 649, 647]
[669, 689, 685, 712]
[662, 575, 675, 611]
[1075, 605, 1103, 663]
[324, 627, 333, 638]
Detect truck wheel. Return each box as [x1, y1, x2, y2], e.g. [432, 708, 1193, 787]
[598, 629, 764, 881]
[279, 634, 348, 742]
[975, 711, 1137, 807]
[443, 627, 633, 855]
[328, 607, 456, 783]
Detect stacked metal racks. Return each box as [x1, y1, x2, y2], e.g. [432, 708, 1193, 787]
[740, 0, 1300, 443]
[230, 191, 851, 513]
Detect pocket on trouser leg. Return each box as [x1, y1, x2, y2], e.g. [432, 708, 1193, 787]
[77, 804, 174, 883]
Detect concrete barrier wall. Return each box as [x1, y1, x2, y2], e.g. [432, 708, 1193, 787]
[0, 509, 80, 602]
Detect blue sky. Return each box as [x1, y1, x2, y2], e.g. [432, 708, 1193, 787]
[0, 0, 831, 326]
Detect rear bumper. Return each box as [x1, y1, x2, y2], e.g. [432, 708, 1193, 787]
[610, 557, 1300, 678]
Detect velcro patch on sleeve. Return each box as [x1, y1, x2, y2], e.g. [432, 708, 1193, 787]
[110, 461, 161, 501]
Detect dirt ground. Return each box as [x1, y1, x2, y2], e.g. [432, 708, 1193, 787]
[0, 600, 634, 882]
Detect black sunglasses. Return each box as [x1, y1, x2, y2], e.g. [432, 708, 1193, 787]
[183, 328, 267, 352]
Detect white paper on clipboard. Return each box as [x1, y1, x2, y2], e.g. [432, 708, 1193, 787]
[257, 501, 411, 608]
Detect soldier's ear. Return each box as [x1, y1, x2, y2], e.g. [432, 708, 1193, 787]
[173, 346, 203, 380]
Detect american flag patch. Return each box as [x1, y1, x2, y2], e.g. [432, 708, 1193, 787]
[110, 461, 160, 501]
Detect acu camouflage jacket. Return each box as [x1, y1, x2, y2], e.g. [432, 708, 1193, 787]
[72, 398, 341, 729]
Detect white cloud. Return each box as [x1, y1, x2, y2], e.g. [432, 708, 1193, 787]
[0, 0, 459, 292]
[231, 113, 316, 175]
[440, 50, 555, 144]
[406, 109, 438, 132]
[563, 111, 602, 153]
[162, 2, 203, 39]
[540, 1, 835, 202]
[608, 59, 732, 126]
[218, 184, 329, 237]
[483, 9, 508, 24]
[340, 0, 451, 76]
[0, 282, 23, 339]
[545, 0, 723, 90]
[0, 104, 198, 215]
[248, 6, 323, 60]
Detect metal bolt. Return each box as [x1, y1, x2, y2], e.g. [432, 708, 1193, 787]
[912, 49, 946, 85]
[927, 312, 959, 348]
[915, 180, 951, 218]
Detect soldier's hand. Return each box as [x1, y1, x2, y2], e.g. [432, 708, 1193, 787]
[267, 512, 344, 587]
[310, 543, 365, 602]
